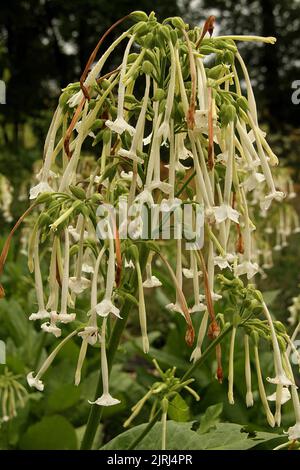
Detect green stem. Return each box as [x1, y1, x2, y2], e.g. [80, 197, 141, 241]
[126, 324, 233, 450]
[175, 170, 196, 197]
[127, 410, 161, 450]
[80, 244, 149, 450]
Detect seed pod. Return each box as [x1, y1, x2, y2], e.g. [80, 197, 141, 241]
[102, 129, 111, 145]
[237, 96, 249, 112]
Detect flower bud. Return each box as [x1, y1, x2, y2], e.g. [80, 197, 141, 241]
[170, 17, 186, 30]
[141, 60, 153, 75]
[153, 88, 165, 101]
[69, 185, 86, 200]
[133, 21, 149, 37]
[35, 192, 53, 204]
[237, 96, 249, 112]
[38, 213, 51, 227]
[130, 11, 149, 22]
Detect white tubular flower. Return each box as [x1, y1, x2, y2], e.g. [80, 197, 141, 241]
[177, 133, 193, 161]
[260, 190, 285, 212]
[95, 298, 121, 319]
[27, 372, 44, 392]
[89, 393, 121, 407]
[68, 225, 88, 243]
[135, 258, 149, 353]
[190, 310, 209, 363]
[69, 276, 91, 294]
[57, 229, 76, 324]
[244, 335, 254, 407]
[78, 326, 99, 346]
[120, 171, 142, 187]
[266, 374, 293, 387]
[105, 35, 136, 137]
[267, 387, 291, 404]
[228, 326, 237, 405]
[241, 172, 265, 192]
[89, 318, 120, 407]
[253, 344, 275, 427]
[235, 260, 259, 280]
[214, 205, 240, 224]
[29, 230, 50, 321]
[41, 321, 62, 338]
[29, 181, 54, 200]
[287, 422, 300, 442]
[143, 261, 162, 289]
[214, 255, 233, 270]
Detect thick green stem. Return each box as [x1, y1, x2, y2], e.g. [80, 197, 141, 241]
[80, 244, 149, 450]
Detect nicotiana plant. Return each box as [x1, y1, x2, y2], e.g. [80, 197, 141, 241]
[1, 11, 300, 450]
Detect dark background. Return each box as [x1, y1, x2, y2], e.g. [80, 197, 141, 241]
[0, 0, 299, 162]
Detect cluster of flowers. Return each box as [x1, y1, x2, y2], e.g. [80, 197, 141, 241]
[1, 11, 300, 441]
[0, 367, 28, 423]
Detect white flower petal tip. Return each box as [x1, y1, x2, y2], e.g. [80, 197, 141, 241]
[266, 374, 294, 387]
[120, 171, 142, 187]
[69, 277, 91, 294]
[214, 204, 240, 224]
[67, 90, 82, 108]
[190, 347, 201, 363]
[246, 392, 254, 408]
[286, 423, 300, 441]
[190, 303, 206, 313]
[27, 372, 44, 392]
[182, 268, 202, 279]
[143, 132, 152, 146]
[56, 313, 76, 324]
[241, 172, 265, 192]
[235, 261, 259, 280]
[78, 326, 99, 345]
[267, 387, 291, 405]
[88, 393, 121, 407]
[260, 191, 285, 211]
[29, 310, 50, 321]
[165, 302, 184, 316]
[143, 276, 162, 288]
[95, 299, 121, 319]
[134, 190, 154, 206]
[82, 263, 94, 274]
[214, 255, 234, 270]
[105, 117, 135, 136]
[211, 292, 222, 301]
[41, 322, 62, 337]
[29, 182, 54, 200]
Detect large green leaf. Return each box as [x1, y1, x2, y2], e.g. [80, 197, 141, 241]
[20, 415, 78, 450]
[168, 393, 190, 422]
[45, 384, 81, 413]
[198, 403, 223, 434]
[101, 421, 284, 451]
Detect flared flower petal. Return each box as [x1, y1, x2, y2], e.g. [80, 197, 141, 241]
[27, 372, 44, 391]
[88, 393, 120, 407]
[94, 299, 121, 319]
[29, 182, 53, 200]
[105, 117, 135, 136]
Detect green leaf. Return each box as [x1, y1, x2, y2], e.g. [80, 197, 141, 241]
[46, 384, 81, 413]
[168, 393, 190, 422]
[101, 421, 284, 451]
[198, 403, 223, 434]
[20, 415, 78, 450]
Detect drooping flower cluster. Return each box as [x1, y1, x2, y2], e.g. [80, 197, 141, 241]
[0, 367, 28, 423]
[1, 11, 300, 444]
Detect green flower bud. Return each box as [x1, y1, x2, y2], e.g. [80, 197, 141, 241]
[170, 17, 186, 30]
[153, 88, 165, 101]
[91, 193, 103, 204]
[160, 25, 171, 42]
[35, 192, 53, 204]
[208, 64, 225, 80]
[144, 32, 154, 49]
[91, 119, 105, 131]
[69, 185, 86, 200]
[220, 104, 236, 126]
[223, 50, 235, 65]
[233, 313, 241, 327]
[130, 11, 149, 22]
[141, 60, 153, 75]
[133, 21, 149, 37]
[237, 96, 249, 112]
[127, 53, 139, 64]
[170, 29, 178, 45]
[274, 321, 286, 334]
[103, 128, 111, 145]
